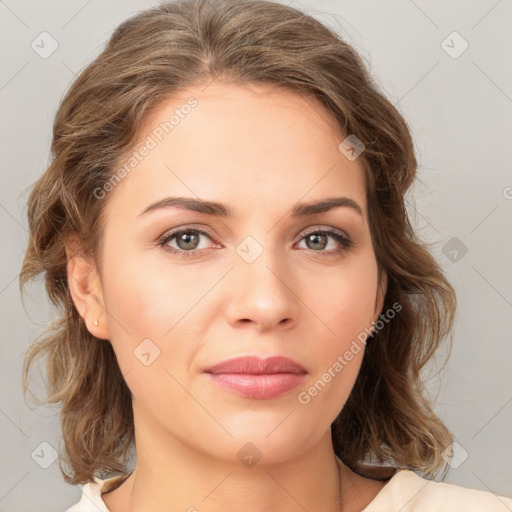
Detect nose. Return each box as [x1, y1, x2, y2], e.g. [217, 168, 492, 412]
[224, 245, 299, 332]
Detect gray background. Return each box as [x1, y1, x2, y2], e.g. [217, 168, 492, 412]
[1, 0, 511, 510]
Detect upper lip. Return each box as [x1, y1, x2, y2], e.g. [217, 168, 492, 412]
[204, 356, 307, 375]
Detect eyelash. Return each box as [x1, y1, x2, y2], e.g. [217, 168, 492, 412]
[157, 226, 354, 259]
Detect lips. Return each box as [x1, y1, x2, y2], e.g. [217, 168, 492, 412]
[204, 355, 307, 375]
[203, 356, 307, 399]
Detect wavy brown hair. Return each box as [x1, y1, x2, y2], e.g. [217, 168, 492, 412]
[20, 0, 457, 486]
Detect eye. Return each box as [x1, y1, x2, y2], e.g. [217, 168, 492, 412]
[157, 226, 354, 259]
[158, 228, 215, 258]
[296, 228, 353, 255]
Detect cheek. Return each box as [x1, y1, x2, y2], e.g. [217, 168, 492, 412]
[102, 260, 158, 334]
[309, 251, 378, 344]
[302, 252, 377, 401]
[101, 240, 191, 335]
[99, 246, 173, 371]
[99, 256, 191, 410]
[99, 244, 210, 394]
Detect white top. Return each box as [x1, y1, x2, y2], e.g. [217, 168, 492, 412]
[65, 469, 512, 512]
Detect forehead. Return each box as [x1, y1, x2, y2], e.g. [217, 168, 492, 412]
[102, 81, 368, 223]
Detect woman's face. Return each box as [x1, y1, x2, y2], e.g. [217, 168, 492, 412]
[86, 82, 386, 465]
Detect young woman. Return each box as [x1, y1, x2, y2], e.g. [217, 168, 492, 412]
[20, 0, 512, 511]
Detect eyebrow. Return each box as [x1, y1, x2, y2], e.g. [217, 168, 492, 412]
[138, 196, 364, 219]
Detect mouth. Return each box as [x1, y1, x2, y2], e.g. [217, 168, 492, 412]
[203, 355, 307, 399]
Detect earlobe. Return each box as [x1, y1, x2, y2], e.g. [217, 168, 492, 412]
[65, 235, 110, 340]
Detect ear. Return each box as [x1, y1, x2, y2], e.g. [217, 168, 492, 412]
[65, 234, 110, 340]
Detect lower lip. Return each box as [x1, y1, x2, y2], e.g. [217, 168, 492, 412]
[205, 373, 307, 399]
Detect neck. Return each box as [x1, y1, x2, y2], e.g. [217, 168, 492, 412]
[108, 433, 350, 512]
[127, 452, 345, 512]
[100, 399, 373, 512]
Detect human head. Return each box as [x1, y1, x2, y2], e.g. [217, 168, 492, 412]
[20, 0, 456, 485]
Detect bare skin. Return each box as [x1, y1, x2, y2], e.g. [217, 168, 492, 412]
[102, 457, 388, 512]
[67, 81, 388, 512]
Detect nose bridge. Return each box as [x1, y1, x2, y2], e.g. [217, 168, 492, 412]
[225, 231, 298, 328]
[238, 233, 290, 298]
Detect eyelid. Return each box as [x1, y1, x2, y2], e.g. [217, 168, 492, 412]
[157, 223, 354, 257]
[158, 223, 349, 243]
[298, 225, 349, 240]
[158, 223, 217, 240]
[157, 225, 218, 250]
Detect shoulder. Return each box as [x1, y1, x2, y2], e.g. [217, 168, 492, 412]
[364, 469, 512, 512]
[64, 474, 126, 512]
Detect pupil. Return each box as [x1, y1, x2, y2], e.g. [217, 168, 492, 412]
[309, 233, 326, 250]
[179, 232, 198, 250]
